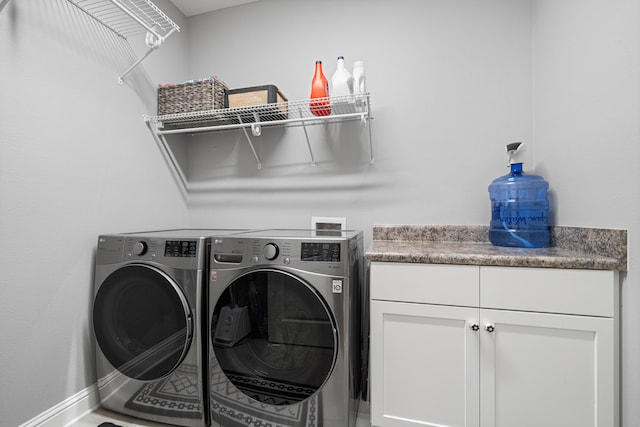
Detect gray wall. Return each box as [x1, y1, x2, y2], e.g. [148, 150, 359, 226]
[533, 2, 640, 424]
[185, 0, 534, 231]
[0, 1, 190, 425]
[1, 0, 638, 426]
[185, 0, 640, 425]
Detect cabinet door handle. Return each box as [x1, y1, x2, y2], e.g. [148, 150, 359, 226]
[485, 323, 495, 333]
[469, 322, 480, 332]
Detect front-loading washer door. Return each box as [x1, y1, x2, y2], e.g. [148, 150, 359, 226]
[93, 264, 193, 381]
[211, 269, 337, 405]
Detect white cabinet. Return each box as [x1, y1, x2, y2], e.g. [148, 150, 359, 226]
[370, 263, 481, 427]
[370, 262, 619, 427]
[371, 300, 480, 427]
[479, 309, 614, 427]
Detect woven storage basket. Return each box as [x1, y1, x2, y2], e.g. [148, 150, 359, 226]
[157, 76, 228, 115]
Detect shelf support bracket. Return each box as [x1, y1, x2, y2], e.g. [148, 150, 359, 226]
[250, 112, 261, 136]
[238, 115, 262, 169]
[364, 96, 374, 164]
[145, 120, 189, 200]
[298, 107, 316, 166]
[117, 26, 177, 84]
[118, 43, 158, 84]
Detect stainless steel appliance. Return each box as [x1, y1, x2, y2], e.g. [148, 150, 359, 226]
[93, 229, 243, 427]
[208, 229, 364, 427]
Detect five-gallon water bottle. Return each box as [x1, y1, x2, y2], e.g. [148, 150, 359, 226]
[488, 142, 550, 248]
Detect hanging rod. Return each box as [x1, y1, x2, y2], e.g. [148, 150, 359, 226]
[65, 0, 180, 83]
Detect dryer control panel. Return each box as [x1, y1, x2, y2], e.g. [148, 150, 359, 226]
[165, 240, 197, 257]
[96, 234, 207, 270]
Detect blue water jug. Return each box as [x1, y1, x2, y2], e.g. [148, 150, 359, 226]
[488, 143, 550, 248]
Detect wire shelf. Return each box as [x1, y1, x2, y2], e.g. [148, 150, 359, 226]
[144, 93, 374, 190]
[65, 0, 179, 83]
[145, 93, 372, 134]
[67, 0, 179, 40]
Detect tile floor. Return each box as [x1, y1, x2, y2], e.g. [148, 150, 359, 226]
[70, 406, 372, 426]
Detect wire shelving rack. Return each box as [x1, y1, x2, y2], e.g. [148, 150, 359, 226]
[65, 0, 180, 83]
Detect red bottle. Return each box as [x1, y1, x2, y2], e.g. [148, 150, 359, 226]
[310, 60, 331, 116]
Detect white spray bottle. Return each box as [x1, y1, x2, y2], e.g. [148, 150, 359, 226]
[331, 56, 353, 98]
[352, 60, 366, 95]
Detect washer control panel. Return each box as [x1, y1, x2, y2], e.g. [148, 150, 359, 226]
[212, 236, 351, 275]
[301, 242, 341, 262]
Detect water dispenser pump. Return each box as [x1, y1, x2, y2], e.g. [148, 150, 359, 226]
[488, 142, 550, 248]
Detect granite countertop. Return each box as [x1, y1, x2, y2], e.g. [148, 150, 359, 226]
[366, 225, 627, 271]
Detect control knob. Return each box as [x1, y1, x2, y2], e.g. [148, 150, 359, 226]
[263, 243, 279, 260]
[132, 241, 147, 256]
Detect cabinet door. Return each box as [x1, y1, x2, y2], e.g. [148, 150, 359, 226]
[370, 300, 480, 427]
[480, 309, 615, 427]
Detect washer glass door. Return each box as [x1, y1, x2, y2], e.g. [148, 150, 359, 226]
[211, 269, 336, 405]
[93, 264, 192, 381]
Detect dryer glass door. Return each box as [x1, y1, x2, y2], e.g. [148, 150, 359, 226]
[211, 269, 336, 405]
[93, 264, 192, 381]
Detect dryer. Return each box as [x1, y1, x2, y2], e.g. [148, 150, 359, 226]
[93, 229, 243, 427]
[208, 229, 364, 427]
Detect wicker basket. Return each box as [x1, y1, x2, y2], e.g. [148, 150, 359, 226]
[157, 76, 229, 115]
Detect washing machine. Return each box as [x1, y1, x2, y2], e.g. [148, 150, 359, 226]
[208, 229, 364, 427]
[93, 229, 244, 427]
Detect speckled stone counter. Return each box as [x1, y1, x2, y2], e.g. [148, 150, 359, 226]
[366, 225, 627, 271]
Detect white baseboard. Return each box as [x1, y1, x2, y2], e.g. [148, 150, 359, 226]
[19, 384, 99, 427]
